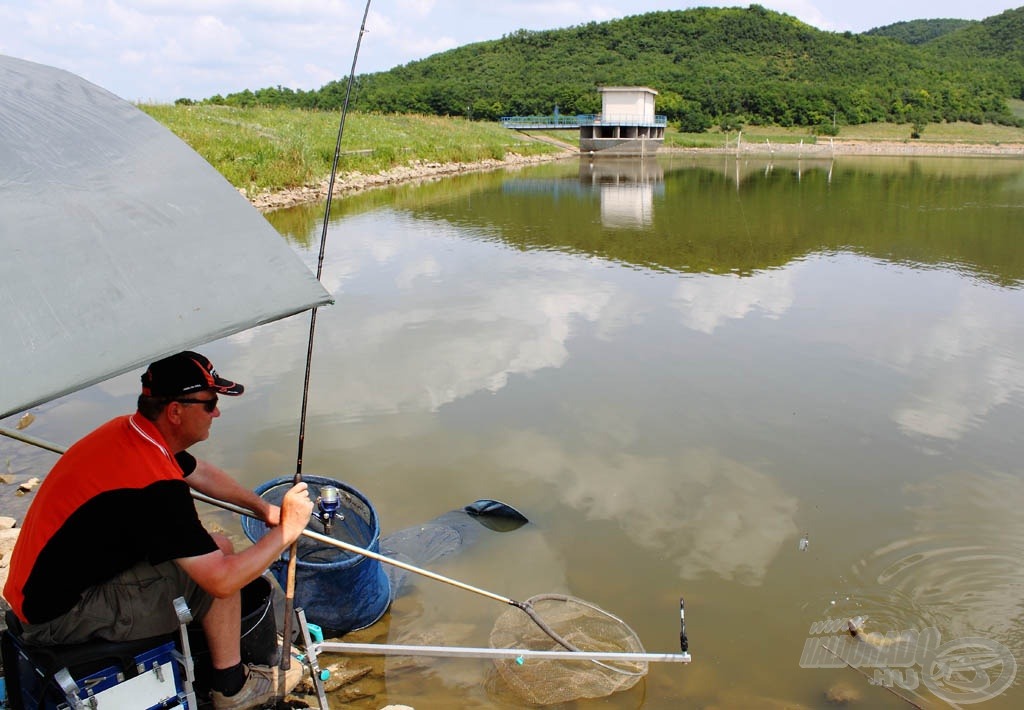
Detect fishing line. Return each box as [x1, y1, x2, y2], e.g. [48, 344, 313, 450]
[282, 0, 375, 674]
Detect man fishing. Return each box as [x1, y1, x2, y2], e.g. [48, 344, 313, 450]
[3, 351, 313, 710]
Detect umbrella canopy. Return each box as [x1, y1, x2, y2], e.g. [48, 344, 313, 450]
[0, 55, 332, 419]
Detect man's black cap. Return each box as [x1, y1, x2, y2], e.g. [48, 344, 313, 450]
[141, 351, 244, 398]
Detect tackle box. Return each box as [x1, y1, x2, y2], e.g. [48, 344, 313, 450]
[3, 633, 186, 710]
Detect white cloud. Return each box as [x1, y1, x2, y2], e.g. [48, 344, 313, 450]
[395, 0, 436, 17]
[889, 288, 1024, 440]
[791, 254, 1024, 442]
[293, 211, 621, 421]
[493, 434, 799, 585]
[672, 267, 798, 334]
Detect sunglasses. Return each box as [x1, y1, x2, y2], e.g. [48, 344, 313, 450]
[174, 395, 219, 413]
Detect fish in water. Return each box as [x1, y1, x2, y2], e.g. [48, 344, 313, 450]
[798, 533, 809, 551]
[846, 616, 913, 648]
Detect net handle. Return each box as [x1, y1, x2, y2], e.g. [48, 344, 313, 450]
[515, 594, 649, 677]
[313, 641, 691, 663]
[513, 599, 580, 652]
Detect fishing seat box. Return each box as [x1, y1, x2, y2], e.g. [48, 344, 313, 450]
[1, 611, 186, 710]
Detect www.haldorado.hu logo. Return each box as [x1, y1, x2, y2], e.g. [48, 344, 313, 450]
[800, 617, 1016, 705]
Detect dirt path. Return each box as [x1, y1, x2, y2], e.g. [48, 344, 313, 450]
[512, 130, 580, 152]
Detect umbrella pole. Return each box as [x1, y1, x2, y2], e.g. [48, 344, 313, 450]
[0, 426, 65, 454]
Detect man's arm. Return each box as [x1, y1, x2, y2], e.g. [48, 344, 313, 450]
[176, 482, 312, 598]
[185, 458, 281, 525]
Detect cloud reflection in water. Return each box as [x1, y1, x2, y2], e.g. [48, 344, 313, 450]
[493, 434, 798, 586]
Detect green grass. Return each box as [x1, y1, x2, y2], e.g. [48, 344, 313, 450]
[140, 105, 559, 193]
[667, 126, 820, 148]
[1007, 98, 1024, 120]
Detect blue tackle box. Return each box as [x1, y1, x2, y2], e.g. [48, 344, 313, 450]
[4, 633, 186, 710]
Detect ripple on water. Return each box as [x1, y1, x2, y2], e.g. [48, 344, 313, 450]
[839, 472, 1024, 656]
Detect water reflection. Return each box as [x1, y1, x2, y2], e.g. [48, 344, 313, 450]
[7, 155, 1024, 709]
[260, 156, 1024, 451]
[271, 212, 623, 424]
[790, 257, 1024, 442]
[887, 287, 1024, 441]
[492, 434, 798, 586]
[350, 154, 1024, 283]
[671, 267, 799, 334]
[579, 158, 664, 228]
[718, 155, 835, 187]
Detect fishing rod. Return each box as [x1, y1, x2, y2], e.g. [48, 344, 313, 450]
[283, 0, 374, 673]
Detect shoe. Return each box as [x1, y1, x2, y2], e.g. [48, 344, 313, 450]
[210, 661, 304, 710]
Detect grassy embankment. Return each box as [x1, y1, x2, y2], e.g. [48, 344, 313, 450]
[140, 104, 560, 195]
[143, 104, 1024, 195]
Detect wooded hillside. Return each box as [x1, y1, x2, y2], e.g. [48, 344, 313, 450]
[200, 5, 1024, 131]
[863, 19, 977, 45]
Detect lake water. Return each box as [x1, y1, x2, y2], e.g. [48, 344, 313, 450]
[4, 153, 1024, 708]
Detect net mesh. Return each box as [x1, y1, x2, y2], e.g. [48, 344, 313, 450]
[487, 594, 647, 705]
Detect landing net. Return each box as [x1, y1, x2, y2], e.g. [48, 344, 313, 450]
[487, 594, 647, 705]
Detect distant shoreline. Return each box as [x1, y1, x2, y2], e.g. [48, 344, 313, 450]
[703, 139, 1024, 158]
[248, 140, 1024, 212]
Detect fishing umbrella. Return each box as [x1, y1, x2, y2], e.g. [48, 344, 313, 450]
[0, 54, 332, 420]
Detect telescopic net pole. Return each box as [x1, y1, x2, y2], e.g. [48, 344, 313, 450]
[280, 0, 374, 679]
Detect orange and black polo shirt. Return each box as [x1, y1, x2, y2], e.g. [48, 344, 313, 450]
[4, 414, 218, 624]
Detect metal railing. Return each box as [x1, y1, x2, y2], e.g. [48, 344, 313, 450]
[585, 114, 668, 127]
[500, 114, 667, 129]
[500, 115, 592, 129]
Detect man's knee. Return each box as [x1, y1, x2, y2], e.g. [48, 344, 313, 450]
[210, 532, 234, 554]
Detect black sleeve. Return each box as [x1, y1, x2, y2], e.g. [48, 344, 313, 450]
[145, 480, 218, 563]
[174, 450, 197, 476]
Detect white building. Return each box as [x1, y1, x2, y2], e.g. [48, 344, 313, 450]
[580, 86, 665, 156]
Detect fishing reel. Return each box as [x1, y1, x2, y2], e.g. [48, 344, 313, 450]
[315, 485, 344, 535]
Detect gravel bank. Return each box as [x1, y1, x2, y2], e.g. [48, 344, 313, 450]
[246, 152, 575, 212]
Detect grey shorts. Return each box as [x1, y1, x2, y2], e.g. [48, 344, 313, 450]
[21, 559, 213, 646]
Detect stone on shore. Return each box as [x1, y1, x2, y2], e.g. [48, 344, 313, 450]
[0, 527, 19, 601]
[17, 477, 40, 494]
[825, 681, 861, 704]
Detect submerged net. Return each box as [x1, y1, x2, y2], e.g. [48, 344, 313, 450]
[488, 594, 648, 705]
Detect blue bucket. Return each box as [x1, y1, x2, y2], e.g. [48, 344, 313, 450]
[242, 476, 391, 634]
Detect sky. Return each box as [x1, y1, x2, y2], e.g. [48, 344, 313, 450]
[1, 1, 1021, 103]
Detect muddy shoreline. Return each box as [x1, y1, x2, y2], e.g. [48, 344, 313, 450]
[247, 140, 1024, 212]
